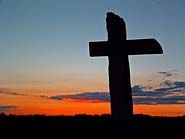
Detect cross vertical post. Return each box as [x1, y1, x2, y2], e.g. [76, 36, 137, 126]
[89, 12, 163, 138]
[106, 13, 133, 132]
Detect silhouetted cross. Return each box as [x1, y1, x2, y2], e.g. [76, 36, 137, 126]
[89, 12, 163, 137]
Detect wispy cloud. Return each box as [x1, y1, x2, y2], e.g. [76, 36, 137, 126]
[0, 88, 26, 96]
[132, 80, 185, 104]
[156, 80, 185, 92]
[0, 106, 17, 112]
[158, 71, 173, 77]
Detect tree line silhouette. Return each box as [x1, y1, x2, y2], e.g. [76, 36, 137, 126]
[0, 113, 184, 138]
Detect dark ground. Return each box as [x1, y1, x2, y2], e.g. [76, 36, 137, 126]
[0, 113, 184, 139]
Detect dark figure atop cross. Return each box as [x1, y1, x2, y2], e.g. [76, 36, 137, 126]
[89, 12, 163, 138]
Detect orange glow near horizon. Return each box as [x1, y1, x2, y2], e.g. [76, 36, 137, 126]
[5, 99, 110, 116]
[1, 93, 184, 117]
[134, 104, 185, 117]
[1, 80, 184, 117]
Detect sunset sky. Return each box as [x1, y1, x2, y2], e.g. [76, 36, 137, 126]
[0, 0, 185, 116]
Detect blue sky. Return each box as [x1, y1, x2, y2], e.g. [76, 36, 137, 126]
[0, 0, 185, 90]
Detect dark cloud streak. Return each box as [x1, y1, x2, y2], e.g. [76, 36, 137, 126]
[50, 92, 110, 102]
[1, 79, 184, 105]
[48, 80, 185, 105]
[0, 106, 17, 112]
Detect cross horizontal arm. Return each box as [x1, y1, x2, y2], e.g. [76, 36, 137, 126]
[126, 39, 163, 55]
[89, 39, 163, 57]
